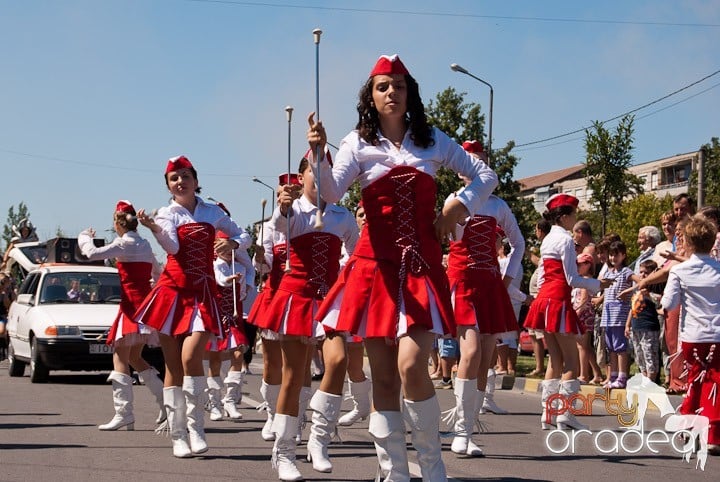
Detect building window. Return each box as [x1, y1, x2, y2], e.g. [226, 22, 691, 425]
[651, 172, 658, 190]
[661, 164, 691, 186]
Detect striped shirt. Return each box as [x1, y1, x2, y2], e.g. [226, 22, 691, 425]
[601, 266, 634, 327]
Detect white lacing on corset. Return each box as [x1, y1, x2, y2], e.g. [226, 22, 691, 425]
[308, 234, 331, 298]
[465, 216, 499, 275]
[392, 171, 431, 322]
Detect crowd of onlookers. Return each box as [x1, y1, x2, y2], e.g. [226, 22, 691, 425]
[429, 193, 720, 398]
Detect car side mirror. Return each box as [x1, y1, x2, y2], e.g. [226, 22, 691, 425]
[16, 293, 34, 305]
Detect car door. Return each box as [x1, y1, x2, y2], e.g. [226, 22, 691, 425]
[8, 272, 40, 359]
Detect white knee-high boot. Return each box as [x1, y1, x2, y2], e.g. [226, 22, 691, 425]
[98, 371, 135, 431]
[296, 386, 313, 444]
[183, 376, 208, 455]
[306, 390, 342, 473]
[163, 386, 192, 458]
[222, 370, 244, 420]
[137, 367, 166, 424]
[206, 376, 224, 421]
[481, 368, 508, 414]
[541, 378, 561, 430]
[338, 379, 371, 426]
[260, 380, 281, 441]
[403, 396, 447, 482]
[369, 411, 410, 482]
[556, 379, 588, 431]
[271, 414, 303, 481]
[450, 378, 483, 456]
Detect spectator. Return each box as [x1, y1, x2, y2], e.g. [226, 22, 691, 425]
[66, 279, 81, 301]
[573, 253, 603, 384]
[0, 272, 15, 360]
[698, 205, 720, 261]
[600, 241, 634, 389]
[672, 193, 695, 219]
[625, 259, 662, 382]
[434, 338, 459, 390]
[573, 220, 596, 258]
[661, 214, 720, 455]
[631, 226, 661, 275]
[653, 211, 677, 267]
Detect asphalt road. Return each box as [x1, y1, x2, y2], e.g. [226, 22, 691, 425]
[0, 356, 716, 482]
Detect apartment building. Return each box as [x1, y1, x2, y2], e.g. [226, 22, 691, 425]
[519, 151, 699, 212]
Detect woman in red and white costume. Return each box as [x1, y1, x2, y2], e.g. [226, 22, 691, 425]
[248, 213, 287, 442]
[443, 140, 525, 457]
[78, 200, 164, 432]
[135, 156, 251, 458]
[305, 202, 369, 475]
[307, 55, 498, 482]
[205, 231, 254, 422]
[258, 156, 358, 481]
[524, 193, 612, 431]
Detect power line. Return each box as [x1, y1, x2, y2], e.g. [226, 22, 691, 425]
[514, 80, 720, 153]
[515, 69, 720, 148]
[179, 0, 720, 28]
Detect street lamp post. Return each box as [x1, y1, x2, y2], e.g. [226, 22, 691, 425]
[252, 177, 276, 201]
[450, 63, 493, 167]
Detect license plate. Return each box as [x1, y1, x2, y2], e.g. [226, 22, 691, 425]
[89, 343, 113, 354]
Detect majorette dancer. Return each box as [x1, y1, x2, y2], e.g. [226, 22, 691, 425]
[135, 156, 251, 458]
[247, 176, 289, 443]
[205, 230, 254, 422]
[442, 140, 525, 457]
[308, 54, 498, 482]
[524, 193, 613, 431]
[77, 200, 165, 431]
[336, 203, 372, 429]
[257, 154, 358, 481]
[305, 201, 367, 475]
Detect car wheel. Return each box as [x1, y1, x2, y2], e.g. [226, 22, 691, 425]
[7, 340, 26, 377]
[30, 337, 49, 383]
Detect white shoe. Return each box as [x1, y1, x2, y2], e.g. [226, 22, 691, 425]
[222, 371, 244, 420]
[404, 397, 447, 481]
[163, 386, 192, 458]
[98, 371, 135, 431]
[137, 368, 166, 425]
[449, 378, 483, 457]
[260, 381, 280, 441]
[369, 411, 410, 482]
[337, 379, 371, 427]
[306, 391, 342, 473]
[206, 376, 224, 421]
[184, 376, 209, 455]
[271, 414, 303, 481]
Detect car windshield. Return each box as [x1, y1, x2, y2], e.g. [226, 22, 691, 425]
[18, 245, 48, 264]
[40, 272, 121, 304]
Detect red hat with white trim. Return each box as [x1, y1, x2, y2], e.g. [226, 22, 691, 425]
[165, 155, 193, 174]
[462, 140, 484, 154]
[115, 200, 136, 215]
[369, 54, 409, 77]
[303, 148, 333, 167]
[545, 193, 579, 211]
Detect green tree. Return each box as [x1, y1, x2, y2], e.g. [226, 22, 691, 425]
[606, 193, 673, 261]
[584, 115, 644, 237]
[689, 137, 720, 207]
[2, 202, 31, 251]
[426, 87, 485, 214]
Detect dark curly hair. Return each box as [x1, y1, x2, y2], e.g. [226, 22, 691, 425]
[356, 74, 434, 149]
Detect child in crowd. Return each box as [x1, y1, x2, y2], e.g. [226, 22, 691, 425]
[661, 215, 720, 454]
[573, 253, 602, 384]
[600, 241, 634, 389]
[624, 259, 661, 382]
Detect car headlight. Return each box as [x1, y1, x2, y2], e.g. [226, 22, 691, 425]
[45, 325, 82, 337]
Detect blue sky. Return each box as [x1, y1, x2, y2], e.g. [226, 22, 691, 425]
[2, 0, 718, 255]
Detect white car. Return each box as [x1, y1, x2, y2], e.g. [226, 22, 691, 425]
[6, 264, 121, 382]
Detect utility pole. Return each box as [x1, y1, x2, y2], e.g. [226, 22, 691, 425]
[697, 148, 705, 208]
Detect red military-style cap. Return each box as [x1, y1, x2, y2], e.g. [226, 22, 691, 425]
[545, 193, 579, 211]
[462, 140, 484, 154]
[115, 200, 136, 215]
[165, 155, 194, 174]
[303, 148, 333, 167]
[369, 54, 409, 77]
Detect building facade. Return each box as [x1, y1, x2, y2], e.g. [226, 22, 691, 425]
[519, 151, 699, 212]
